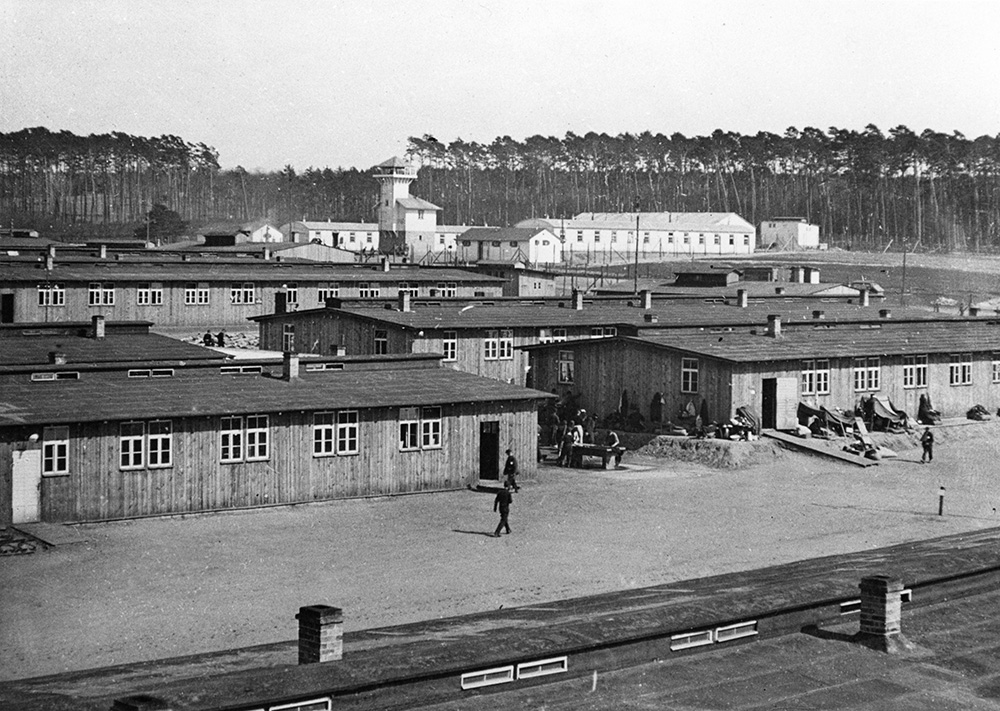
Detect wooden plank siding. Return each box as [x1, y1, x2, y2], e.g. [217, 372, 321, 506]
[0, 401, 537, 523]
[530, 339, 1000, 428]
[3, 279, 504, 329]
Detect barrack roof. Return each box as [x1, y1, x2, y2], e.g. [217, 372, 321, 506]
[0, 364, 551, 427]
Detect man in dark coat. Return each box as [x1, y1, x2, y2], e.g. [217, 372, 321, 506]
[503, 449, 520, 491]
[920, 427, 934, 463]
[493, 482, 513, 536]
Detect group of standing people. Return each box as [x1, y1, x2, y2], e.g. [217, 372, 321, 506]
[202, 330, 226, 347]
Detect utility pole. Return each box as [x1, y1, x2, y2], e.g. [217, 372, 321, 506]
[900, 236, 907, 307]
[633, 204, 640, 295]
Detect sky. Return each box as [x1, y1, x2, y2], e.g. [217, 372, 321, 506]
[2, 0, 998, 173]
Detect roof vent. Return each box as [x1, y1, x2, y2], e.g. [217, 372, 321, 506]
[774, 286, 786, 295]
[812, 310, 825, 320]
[879, 309, 892, 319]
[644, 314, 658, 323]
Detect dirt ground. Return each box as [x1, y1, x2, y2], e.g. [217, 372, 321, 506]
[3, 421, 1000, 681]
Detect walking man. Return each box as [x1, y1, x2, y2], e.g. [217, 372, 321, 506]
[920, 427, 934, 463]
[503, 449, 520, 491]
[493, 482, 513, 536]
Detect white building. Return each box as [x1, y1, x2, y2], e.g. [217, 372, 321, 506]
[456, 227, 562, 264]
[759, 217, 821, 250]
[516, 212, 756, 262]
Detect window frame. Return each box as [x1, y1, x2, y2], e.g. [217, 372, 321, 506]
[801, 359, 830, 395]
[184, 282, 210, 305]
[374, 329, 388, 355]
[498, 329, 514, 360]
[230, 282, 255, 305]
[282, 324, 295, 353]
[317, 282, 340, 302]
[993, 353, 1000, 384]
[853, 357, 881, 392]
[336, 410, 359, 455]
[42, 426, 69, 476]
[313, 412, 336, 457]
[37, 283, 66, 307]
[219, 415, 245, 463]
[484, 330, 500, 360]
[681, 358, 700, 394]
[399, 407, 420, 451]
[442, 330, 457, 361]
[421, 406, 442, 449]
[245, 415, 270, 461]
[146, 420, 172, 468]
[88, 282, 115, 306]
[120, 421, 146, 470]
[903, 354, 928, 389]
[950, 353, 973, 386]
[557, 350, 575, 384]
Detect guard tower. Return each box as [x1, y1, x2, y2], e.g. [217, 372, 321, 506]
[373, 157, 441, 258]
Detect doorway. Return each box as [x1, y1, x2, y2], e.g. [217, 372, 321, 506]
[0, 293, 13, 323]
[762, 378, 777, 429]
[479, 421, 500, 481]
[12, 449, 41, 523]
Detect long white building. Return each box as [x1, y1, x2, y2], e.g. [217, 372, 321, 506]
[516, 212, 756, 260]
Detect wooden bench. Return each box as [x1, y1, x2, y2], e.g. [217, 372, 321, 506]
[570, 444, 626, 469]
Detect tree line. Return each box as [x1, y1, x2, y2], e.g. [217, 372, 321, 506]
[3, 125, 1000, 252]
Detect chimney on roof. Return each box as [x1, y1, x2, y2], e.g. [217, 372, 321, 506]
[115, 253, 124, 261]
[283, 351, 300, 380]
[774, 286, 786, 295]
[879, 308, 892, 319]
[334, 345, 346, 356]
[398, 291, 411, 312]
[572, 290, 584, 311]
[99, 244, 107, 259]
[812, 310, 825, 320]
[641, 290, 653, 310]
[737, 288, 748, 308]
[182, 253, 192, 262]
[790, 266, 804, 283]
[381, 256, 390, 272]
[766, 314, 782, 338]
[807, 267, 820, 284]
[47, 244, 56, 259]
[275, 292, 288, 314]
[49, 351, 67, 365]
[92, 314, 106, 339]
[970, 306, 981, 316]
[263, 246, 271, 261]
[644, 313, 658, 323]
[45, 254, 54, 271]
[860, 288, 870, 307]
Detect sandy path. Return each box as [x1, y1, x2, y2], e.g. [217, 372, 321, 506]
[2, 424, 999, 680]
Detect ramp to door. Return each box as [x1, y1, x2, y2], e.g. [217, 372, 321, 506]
[762, 430, 879, 467]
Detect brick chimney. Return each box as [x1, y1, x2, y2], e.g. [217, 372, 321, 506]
[766, 314, 782, 338]
[283, 351, 300, 380]
[572, 290, 584, 311]
[381, 256, 390, 272]
[49, 351, 67, 365]
[737, 288, 748, 308]
[99, 244, 107, 259]
[296, 605, 343, 664]
[860, 288, 870, 307]
[263, 246, 271, 261]
[641, 290, 653, 310]
[398, 292, 411, 312]
[92, 314, 106, 339]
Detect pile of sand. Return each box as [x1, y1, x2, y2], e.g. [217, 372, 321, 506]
[634, 435, 785, 469]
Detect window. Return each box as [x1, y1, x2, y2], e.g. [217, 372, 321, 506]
[729, 236, 735, 246]
[438, 235, 445, 245]
[245, 415, 269, 461]
[462, 240, 472, 247]
[42, 426, 69, 476]
[743, 236, 750, 246]
[714, 235, 720, 245]
[442, 331, 457, 361]
[950, 353, 972, 386]
[681, 358, 699, 393]
[230, 282, 255, 304]
[853, 357, 881, 391]
[147, 421, 172, 468]
[359, 282, 380, 299]
[667, 235, 674, 245]
[594, 232, 601, 243]
[374, 329, 388, 354]
[136, 283, 163, 306]
[698, 235, 705, 245]
[282, 324, 295, 352]
[317, 282, 339, 302]
[643, 232, 650, 244]
[37, 283, 65, 306]
[418, 209, 425, 219]
[336, 410, 359, 454]
[313, 412, 335, 456]
[590, 326, 617, 338]
[557, 350, 574, 384]
[801, 359, 830, 395]
[220, 416, 244, 463]
[611, 231, 618, 244]
[120, 422, 146, 470]
[993, 353, 1000, 384]
[422, 406, 442, 448]
[903, 355, 928, 389]
[484, 330, 500, 360]
[577, 231, 584, 242]
[437, 282, 457, 298]
[399, 407, 420, 451]
[683, 236, 690, 245]
[398, 282, 419, 297]
[88, 282, 115, 305]
[366, 234, 373, 244]
[184, 282, 210, 305]
[349, 233, 356, 243]
[284, 283, 298, 304]
[498, 329, 514, 359]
